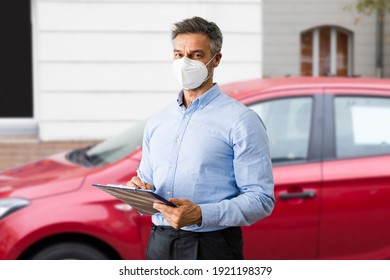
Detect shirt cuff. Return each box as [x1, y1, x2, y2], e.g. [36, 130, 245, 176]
[198, 203, 220, 228]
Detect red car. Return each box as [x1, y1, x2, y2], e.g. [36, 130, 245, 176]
[1, 77, 390, 260]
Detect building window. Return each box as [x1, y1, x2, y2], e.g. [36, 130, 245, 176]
[301, 26, 352, 77]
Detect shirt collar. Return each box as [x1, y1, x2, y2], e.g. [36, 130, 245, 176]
[176, 83, 221, 110]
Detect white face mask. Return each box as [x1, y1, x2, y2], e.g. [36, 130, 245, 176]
[172, 54, 216, 90]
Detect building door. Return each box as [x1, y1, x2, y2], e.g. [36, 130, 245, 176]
[0, 1, 33, 118]
[301, 26, 352, 77]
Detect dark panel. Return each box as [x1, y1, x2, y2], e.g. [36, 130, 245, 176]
[0, 1, 33, 117]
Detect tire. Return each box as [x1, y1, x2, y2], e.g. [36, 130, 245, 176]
[31, 242, 109, 260]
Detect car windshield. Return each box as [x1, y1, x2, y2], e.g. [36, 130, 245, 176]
[66, 121, 145, 168]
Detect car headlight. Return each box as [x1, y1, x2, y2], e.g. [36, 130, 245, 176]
[0, 198, 30, 220]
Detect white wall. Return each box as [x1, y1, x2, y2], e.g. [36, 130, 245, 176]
[262, 0, 378, 78]
[33, 0, 263, 141]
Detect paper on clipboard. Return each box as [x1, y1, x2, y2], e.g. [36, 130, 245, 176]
[92, 184, 176, 215]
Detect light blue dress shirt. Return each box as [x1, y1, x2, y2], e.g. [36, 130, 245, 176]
[139, 84, 275, 232]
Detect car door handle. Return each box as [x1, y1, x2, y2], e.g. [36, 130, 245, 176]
[278, 190, 316, 200]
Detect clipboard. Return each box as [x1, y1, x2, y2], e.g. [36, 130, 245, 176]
[92, 184, 176, 215]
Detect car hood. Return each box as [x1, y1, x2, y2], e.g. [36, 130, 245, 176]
[0, 153, 90, 200]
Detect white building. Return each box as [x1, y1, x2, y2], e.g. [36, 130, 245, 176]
[0, 0, 387, 141]
[1, 0, 263, 141]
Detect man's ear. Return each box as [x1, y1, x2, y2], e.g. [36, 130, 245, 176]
[213, 52, 222, 68]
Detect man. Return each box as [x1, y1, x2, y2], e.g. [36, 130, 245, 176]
[129, 16, 275, 260]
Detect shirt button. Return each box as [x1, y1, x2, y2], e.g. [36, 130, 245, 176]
[166, 191, 171, 195]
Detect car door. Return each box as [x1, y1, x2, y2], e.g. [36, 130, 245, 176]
[320, 89, 390, 259]
[242, 89, 323, 259]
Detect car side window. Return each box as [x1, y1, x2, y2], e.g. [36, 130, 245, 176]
[250, 97, 313, 164]
[335, 96, 390, 158]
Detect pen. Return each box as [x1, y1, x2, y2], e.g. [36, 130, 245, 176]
[136, 168, 146, 185]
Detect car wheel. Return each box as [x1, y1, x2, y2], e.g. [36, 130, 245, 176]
[31, 242, 109, 260]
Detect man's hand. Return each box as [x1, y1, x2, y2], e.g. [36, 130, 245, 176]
[126, 176, 153, 190]
[153, 198, 202, 229]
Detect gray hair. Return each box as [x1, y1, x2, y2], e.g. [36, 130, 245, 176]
[171, 16, 223, 55]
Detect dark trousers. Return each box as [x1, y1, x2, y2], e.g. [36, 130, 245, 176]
[145, 225, 244, 260]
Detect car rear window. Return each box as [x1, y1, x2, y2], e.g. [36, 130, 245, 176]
[335, 96, 390, 158]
